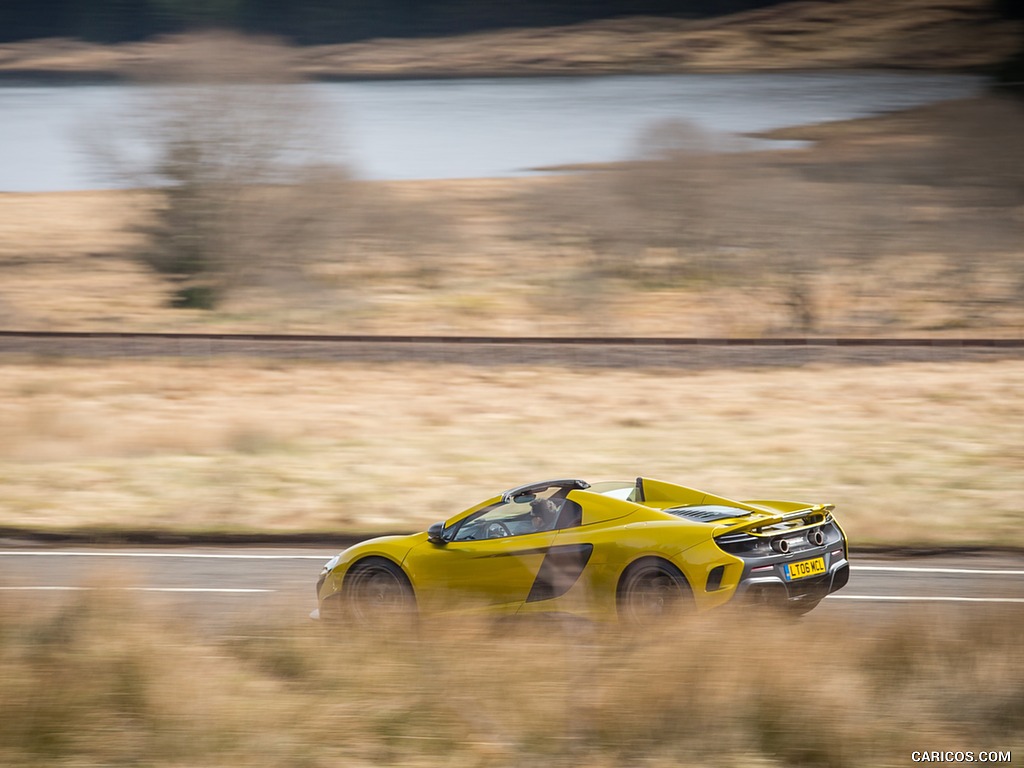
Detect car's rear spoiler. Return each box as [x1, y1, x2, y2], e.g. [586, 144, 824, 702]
[720, 504, 835, 535]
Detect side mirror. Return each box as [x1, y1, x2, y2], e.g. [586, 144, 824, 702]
[427, 521, 447, 544]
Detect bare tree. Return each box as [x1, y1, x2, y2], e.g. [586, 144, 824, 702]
[512, 117, 905, 333]
[117, 33, 349, 308]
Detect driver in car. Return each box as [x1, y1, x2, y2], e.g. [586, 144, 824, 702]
[529, 498, 559, 532]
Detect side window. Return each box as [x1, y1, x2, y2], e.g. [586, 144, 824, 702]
[557, 499, 583, 529]
[452, 501, 531, 541]
[452, 495, 574, 541]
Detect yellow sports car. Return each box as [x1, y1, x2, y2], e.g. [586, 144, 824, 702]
[313, 477, 849, 625]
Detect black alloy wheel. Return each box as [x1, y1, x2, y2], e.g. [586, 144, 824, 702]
[344, 558, 416, 626]
[618, 559, 692, 625]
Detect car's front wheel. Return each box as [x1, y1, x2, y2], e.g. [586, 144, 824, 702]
[618, 558, 692, 625]
[343, 557, 416, 627]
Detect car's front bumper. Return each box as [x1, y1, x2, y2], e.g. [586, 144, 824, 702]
[310, 570, 328, 621]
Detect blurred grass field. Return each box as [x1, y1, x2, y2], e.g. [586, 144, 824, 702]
[1, 356, 1021, 548]
[0, 587, 1020, 768]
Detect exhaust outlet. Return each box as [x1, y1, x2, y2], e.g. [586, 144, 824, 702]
[807, 529, 825, 547]
[770, 538, 790, 554]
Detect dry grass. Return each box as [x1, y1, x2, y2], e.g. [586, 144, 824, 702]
[3, 169, 1024, 338]
[0, 357, 1021, 546]
[0, 588, 1020, 767]
[2, 89, 1024, 338]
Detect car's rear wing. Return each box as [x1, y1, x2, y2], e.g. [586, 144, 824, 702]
[720, 504, 835, 535]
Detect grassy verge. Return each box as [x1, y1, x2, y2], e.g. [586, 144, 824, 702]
[0, 588, 1020, 767]
[1, 357, 1022, 548]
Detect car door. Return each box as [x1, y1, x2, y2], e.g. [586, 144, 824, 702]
[402, 498, 558, 614]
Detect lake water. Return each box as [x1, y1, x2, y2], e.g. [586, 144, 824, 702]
[0, 72, 983, 192]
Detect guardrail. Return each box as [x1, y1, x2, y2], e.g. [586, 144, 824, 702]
[1, 331, 1022, 368]
[2, 331, 1023, 345]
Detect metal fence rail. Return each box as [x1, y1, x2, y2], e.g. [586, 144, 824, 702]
[1, 331, 1022, 369]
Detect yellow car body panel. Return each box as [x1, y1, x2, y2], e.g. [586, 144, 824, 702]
[403, 530, 558, 614]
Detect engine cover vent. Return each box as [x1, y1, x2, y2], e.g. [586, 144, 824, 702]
[664, 505, 752, 522]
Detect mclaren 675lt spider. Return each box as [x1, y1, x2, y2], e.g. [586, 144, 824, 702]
[312, 477, 849, 625]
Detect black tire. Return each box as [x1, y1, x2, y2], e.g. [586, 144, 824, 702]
[343, 557, 416, 627]
[617, 558, 693, 625]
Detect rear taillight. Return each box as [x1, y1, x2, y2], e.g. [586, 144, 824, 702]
[715, 532, 763, 554]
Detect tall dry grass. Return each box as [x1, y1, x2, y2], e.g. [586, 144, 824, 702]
[0, 588, 1020, 767]
[1, 357, 1022, 546]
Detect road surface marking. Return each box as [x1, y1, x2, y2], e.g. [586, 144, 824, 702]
[0, 551, 331, 560]
[827, 595, 1024, 603]
[2, 554, 1021, 574]
[0, 586, 274, 593]
[855, 565, 1024, 576]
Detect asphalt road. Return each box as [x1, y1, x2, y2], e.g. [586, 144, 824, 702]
[2, 545, 1022, 630]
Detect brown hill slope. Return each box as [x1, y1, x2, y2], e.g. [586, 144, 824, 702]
[0, 0, 1018, 79]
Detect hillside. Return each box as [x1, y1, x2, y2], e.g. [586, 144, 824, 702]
[0, 0, 1018, 79]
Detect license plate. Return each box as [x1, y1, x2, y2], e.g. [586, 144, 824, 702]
[784, 557, 826, 581]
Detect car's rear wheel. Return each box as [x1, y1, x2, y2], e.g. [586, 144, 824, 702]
[618, 559, 692, 625]
[343, 557, 416, 627]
